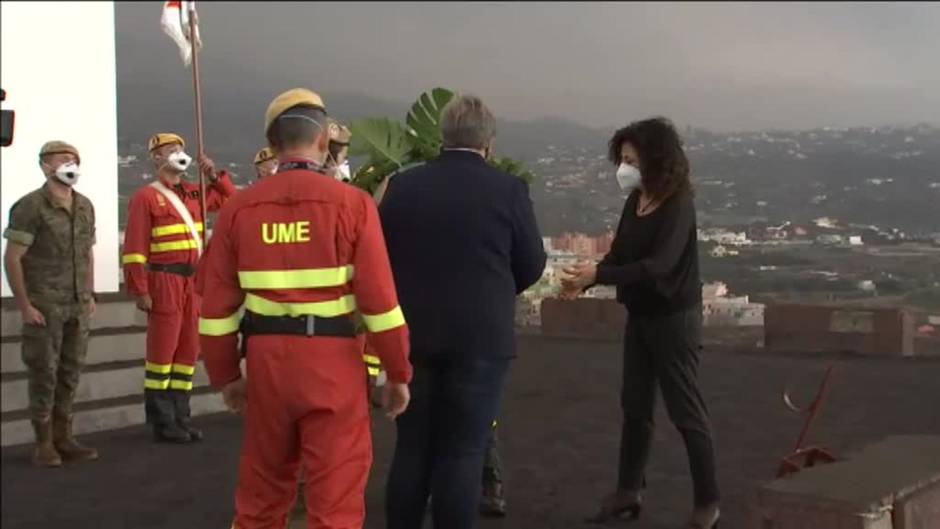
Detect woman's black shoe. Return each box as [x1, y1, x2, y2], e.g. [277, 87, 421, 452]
[585, 491, 642, 524]
[686, 504, 720, 529]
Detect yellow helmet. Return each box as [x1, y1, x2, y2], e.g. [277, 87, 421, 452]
[329, 121, 351, 146]
[148, 133, 185, 152]
[264, 88, 326, 134]
[253, 147, 276, 165]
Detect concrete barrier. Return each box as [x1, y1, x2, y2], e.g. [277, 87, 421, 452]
[1, 297, 227, 448]
[1, 298, 145, 339]
[1, 331, 146, 374]
[754, 435, 940, 529]
[540, 298, 626, 341]
[1, 392, 226, 447]
[765, 304, 915, 357]
[1, 362, 211, 413]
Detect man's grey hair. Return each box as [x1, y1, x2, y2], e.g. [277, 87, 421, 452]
[440, 95, 496, 150]
[266, 105, 329, 151]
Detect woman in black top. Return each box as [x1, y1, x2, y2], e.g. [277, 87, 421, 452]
[562, 118, 720, 529]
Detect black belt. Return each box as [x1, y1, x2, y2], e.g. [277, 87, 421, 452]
[148, 263, 195, 277]
[240, 311, 356, 339]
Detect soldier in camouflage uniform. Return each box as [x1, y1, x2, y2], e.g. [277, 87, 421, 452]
[2, 141, 99, 467]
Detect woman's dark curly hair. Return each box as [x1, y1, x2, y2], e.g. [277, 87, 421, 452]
[607, 117, 692, 201]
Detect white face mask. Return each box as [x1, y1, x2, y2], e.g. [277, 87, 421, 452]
[164, 151, 192, 172]
[336, 161, 351, 182]
[615, 162, 641, 191]
[49, 162, 81, 186]
[263, 165, 278, 178]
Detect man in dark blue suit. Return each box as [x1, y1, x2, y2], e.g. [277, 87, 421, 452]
[381, 94, 546, 529]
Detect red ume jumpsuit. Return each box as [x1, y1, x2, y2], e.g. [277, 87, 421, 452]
[123, 138, 236, 435]
[198, 158, 411, 528]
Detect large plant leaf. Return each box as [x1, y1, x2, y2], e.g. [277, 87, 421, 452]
[490, 155, 534, 183]
[347, 88, 537, 194]
[349, 118, 414, 168]
[406, 88, 455, 159]
[350, 161, 427, 195]
[350, 158, 400, 195]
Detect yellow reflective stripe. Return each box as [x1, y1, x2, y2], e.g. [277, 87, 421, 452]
[363, 354, 381, 366]
[145, 362, 172, 374]
[150, 239, 199, 253]
[362, 306, 406, 333]
[152, 222, 204, 238]
[172, 364, 195, 376]
[238, 265, 355, 290]
[199, 312, 242, 337]
[145, 379, 170, 390]
[243, 293, 356, 318]
[367, 367, 381, 376]
[122, 253, 148, 265]
[169, 380, 194, 391]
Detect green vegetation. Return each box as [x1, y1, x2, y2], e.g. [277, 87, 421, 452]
[348, 87, 533, 194]
[904, 287, 940, 312]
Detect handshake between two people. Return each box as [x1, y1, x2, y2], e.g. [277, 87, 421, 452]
[557, 260, 598, 301]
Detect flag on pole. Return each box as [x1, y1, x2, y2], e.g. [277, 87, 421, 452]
[161, 1, 202, 67]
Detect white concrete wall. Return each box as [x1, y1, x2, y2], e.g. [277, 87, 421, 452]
[1, 1, 120, 296]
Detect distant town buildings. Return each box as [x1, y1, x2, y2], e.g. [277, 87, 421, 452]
[698, 228, 751, 246]
[117, 155, 138, 168]
[550, 232, 615, 256]
[709, 245, 740, 258]
[702, 281, 765, 327]
[515, 237, 766, 328]
[817, 234, 845, 245]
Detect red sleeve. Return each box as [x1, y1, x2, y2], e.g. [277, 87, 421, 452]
[122, 190, 152, 296]
[206, 170, 237, 212]
[197, 202, 245, 388]
[350, 195, 412, 384]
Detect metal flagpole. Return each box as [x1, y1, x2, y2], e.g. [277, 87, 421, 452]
[187, 3, 208, 248]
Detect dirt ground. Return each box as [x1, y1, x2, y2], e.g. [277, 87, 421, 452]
[3, 334, 940, 529]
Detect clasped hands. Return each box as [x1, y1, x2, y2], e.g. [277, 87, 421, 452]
[558, 261, 597, 300]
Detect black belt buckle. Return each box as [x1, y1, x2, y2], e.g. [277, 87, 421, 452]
[304, 315, 315, 337]
[148, 263, 194, 277]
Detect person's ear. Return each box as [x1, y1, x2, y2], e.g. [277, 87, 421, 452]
[316, 132, 330, 155]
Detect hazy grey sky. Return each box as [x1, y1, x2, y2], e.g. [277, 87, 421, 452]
[117, 1, 940, 132]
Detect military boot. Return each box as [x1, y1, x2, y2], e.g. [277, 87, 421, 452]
[171, 390, 203, 442]
[479, 476, 507, 517]
[30, 419, 62, 467]
[53, 414, 98, 462]
[146, 390, 191, 443]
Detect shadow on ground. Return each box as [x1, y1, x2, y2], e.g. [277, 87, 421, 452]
[4, 335, 940, 529]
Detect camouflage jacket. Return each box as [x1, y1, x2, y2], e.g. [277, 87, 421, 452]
[3, 184, 96, 304]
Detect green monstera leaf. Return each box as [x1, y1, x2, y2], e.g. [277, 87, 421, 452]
[348, 87, 536, 194]
[350, 160, 397, 194]
[406, 88, 455, 158]
[349, 118, 414, 168]
[489, 155, 534, 183]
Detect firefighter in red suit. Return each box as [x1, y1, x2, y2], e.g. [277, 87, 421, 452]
[122, 132, 236, 443]
[198, 88, 412, 529]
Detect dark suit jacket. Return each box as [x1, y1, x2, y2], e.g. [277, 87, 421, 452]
[379, 150, 546, 361]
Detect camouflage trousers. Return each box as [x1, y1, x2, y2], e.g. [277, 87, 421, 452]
[20, 300, 91, 422]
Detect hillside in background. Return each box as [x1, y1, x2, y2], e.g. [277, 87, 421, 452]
[115, 83, 939, 236]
